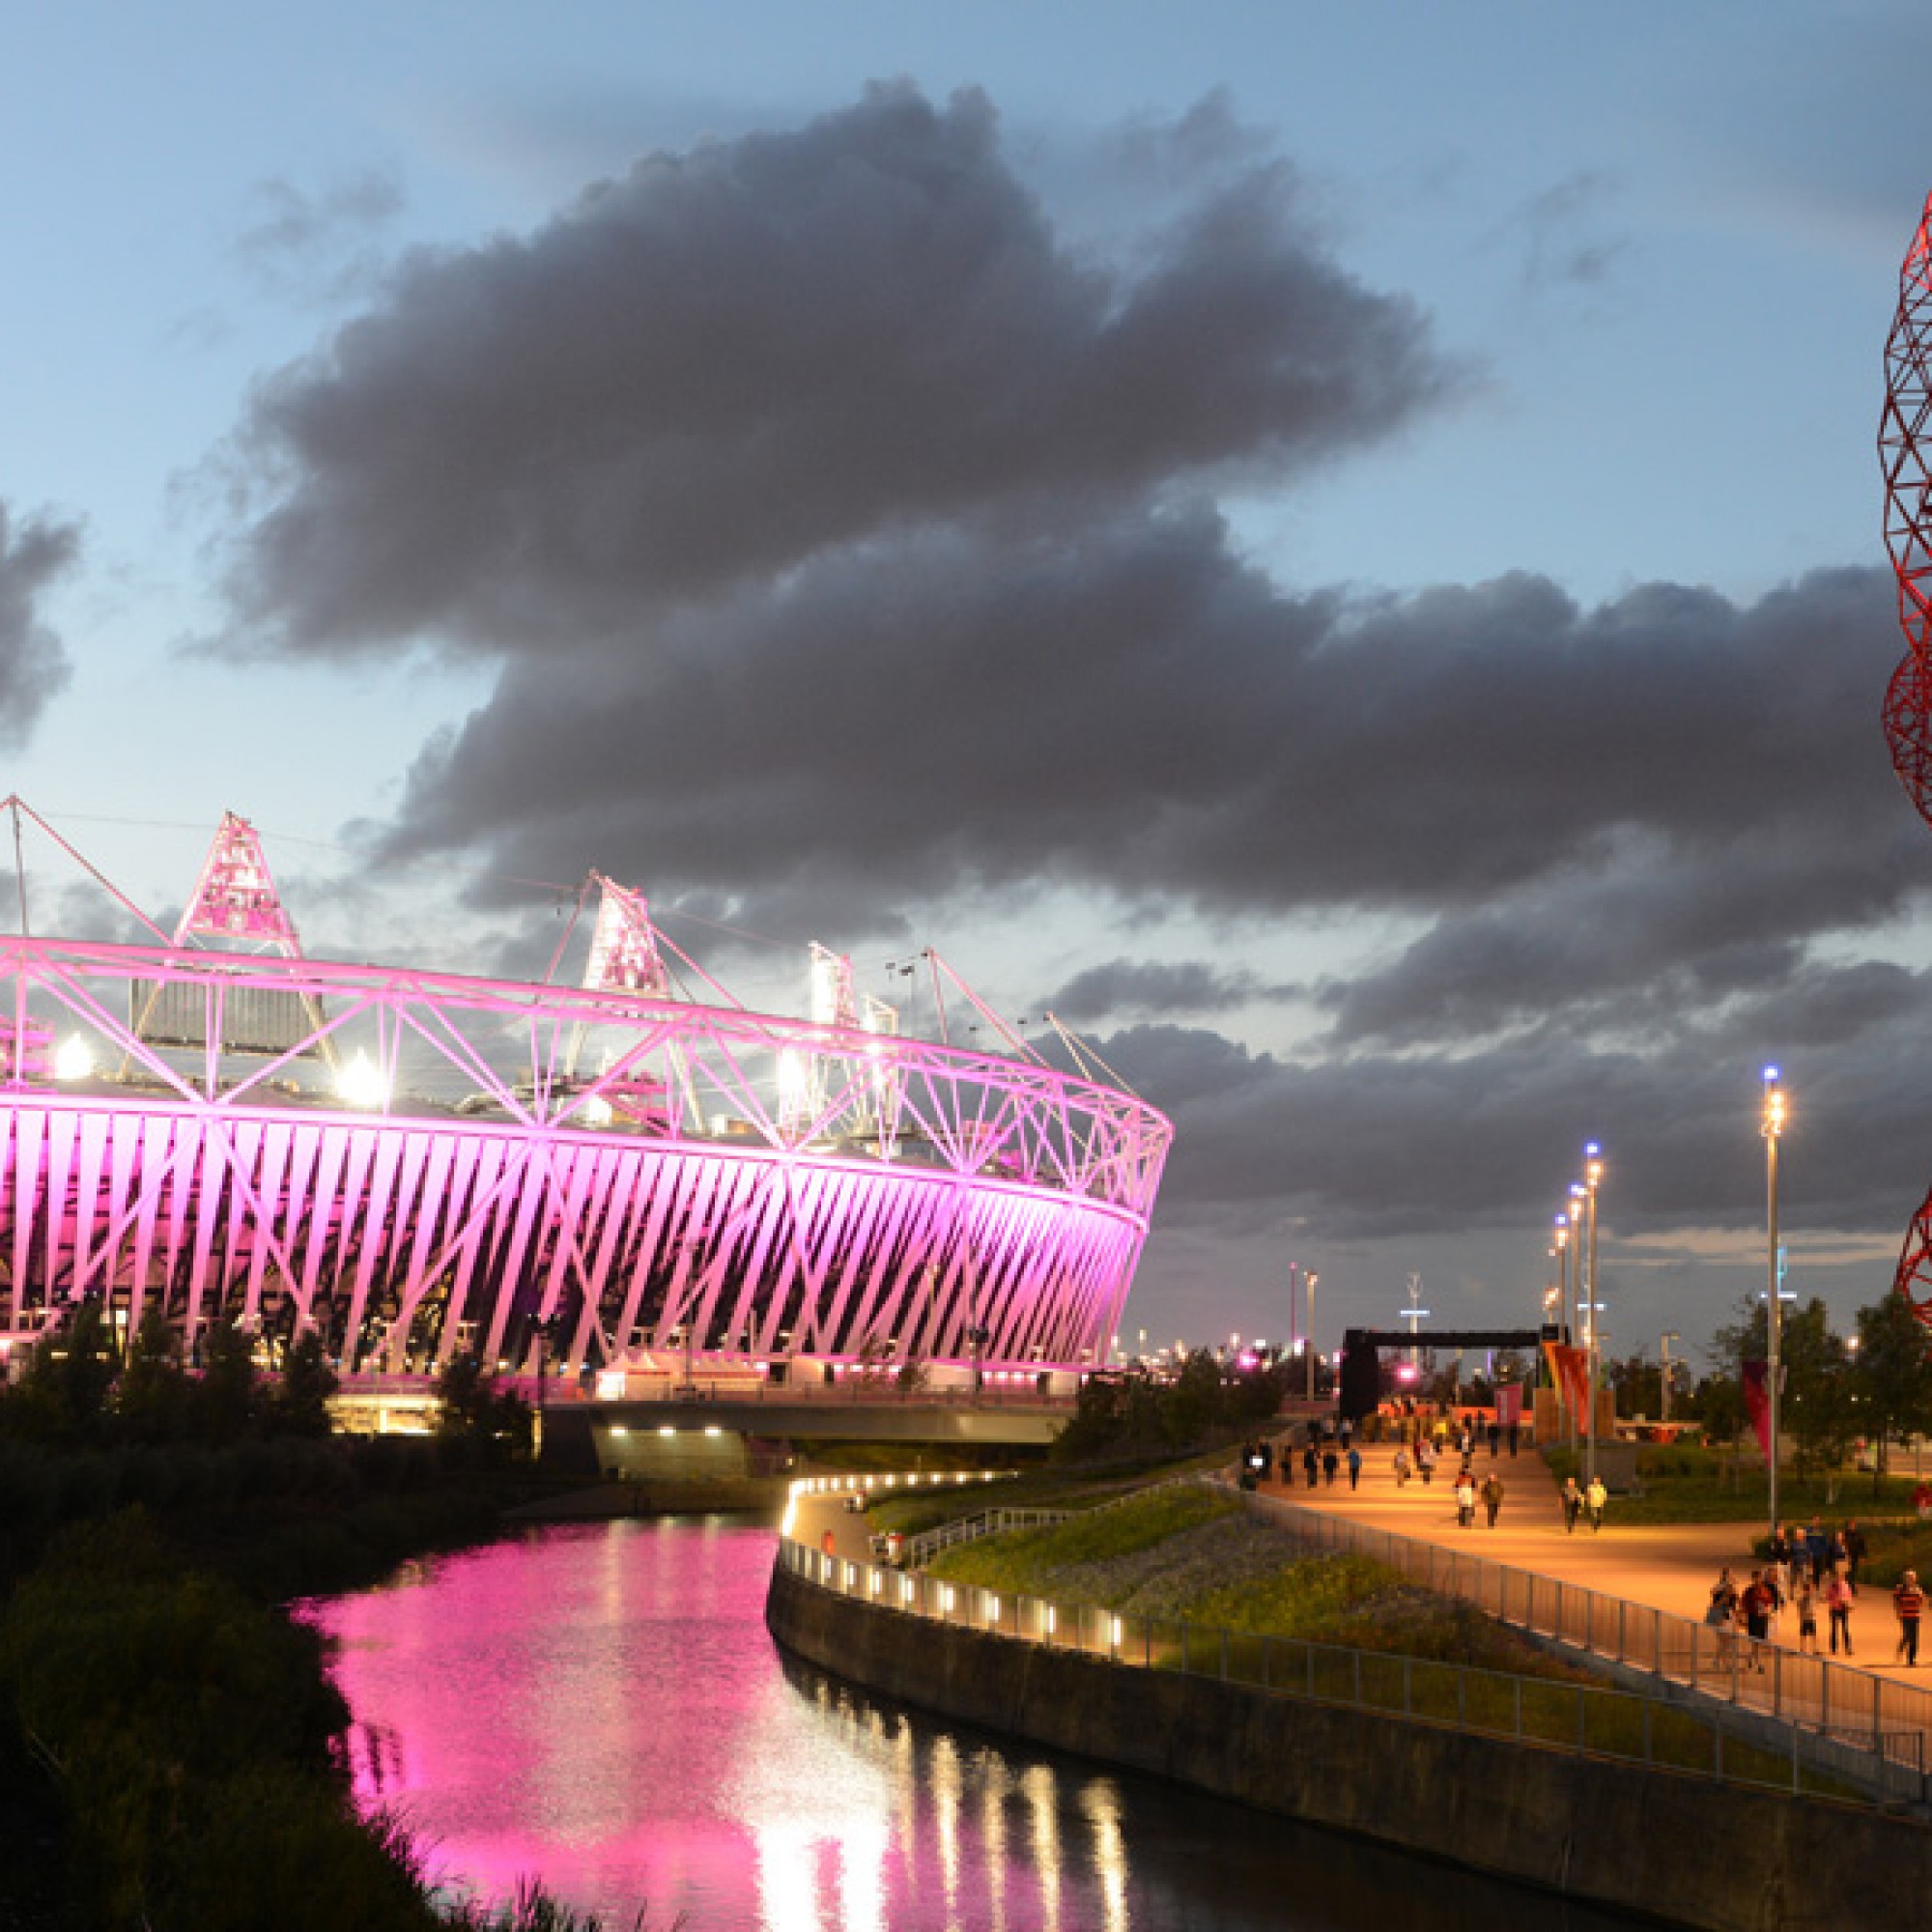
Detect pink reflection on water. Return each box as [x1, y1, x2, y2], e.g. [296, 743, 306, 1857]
[309, 1520, 1065, 1929]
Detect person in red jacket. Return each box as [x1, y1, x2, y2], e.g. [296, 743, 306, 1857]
[1894, 1571, 1925, 1666]
[1739, 1570, 1776, 1670]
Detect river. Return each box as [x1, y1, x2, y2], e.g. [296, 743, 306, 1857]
[302, 1517, 1651, 1931]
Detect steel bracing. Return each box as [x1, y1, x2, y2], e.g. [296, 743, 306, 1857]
[0, 808, 1170, 1377]
[1882, 192, 1932, 1331]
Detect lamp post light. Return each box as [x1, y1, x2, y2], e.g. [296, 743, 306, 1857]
[1762, 1066, 1786, 1537]
[1660, 1329, 1680, 1426]
[1581, 1144, 1603, 1489]
[1304, 1271, 1320, 1402]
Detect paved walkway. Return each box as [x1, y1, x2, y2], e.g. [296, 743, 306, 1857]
[1260, 1439, 1917, 1672]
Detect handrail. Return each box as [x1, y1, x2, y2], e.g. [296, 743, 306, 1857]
[776, 1533, 1921, 1809]
[1233, 1480, 1932, 1797]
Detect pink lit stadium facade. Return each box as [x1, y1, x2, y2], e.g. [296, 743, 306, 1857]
[0, 804, 1171, 1384]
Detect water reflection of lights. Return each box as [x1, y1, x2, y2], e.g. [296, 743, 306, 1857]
[1022, 1766, 1061, 1932]
[931, 1735, 963, 1924]
[1081, 1780, 1130, 1932]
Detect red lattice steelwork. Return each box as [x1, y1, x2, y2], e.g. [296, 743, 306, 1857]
[1882, 191, 1932, 1332]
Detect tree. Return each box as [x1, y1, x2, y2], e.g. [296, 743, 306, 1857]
[117, 1302, 192, 1442]
[433, 1352, 531, 1462]
[1853, 1293, 1932, 1488]
[1, 1297, 120, 1443]
[270, 1330, 339, 1439]
[1605, 1350, 1662, 1420]
[1777, 1298, 1855, 1479]
[196, 1318, 263, 1445]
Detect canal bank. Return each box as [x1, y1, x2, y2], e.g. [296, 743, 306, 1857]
[766, 1554, 1932, 1931]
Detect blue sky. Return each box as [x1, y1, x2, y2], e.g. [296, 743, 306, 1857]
[7, 2, 1932, 1371]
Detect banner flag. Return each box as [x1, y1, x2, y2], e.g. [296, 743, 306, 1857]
[1494, 1382, 1522, 1429]
[1542, 1342, 1589, 1419]
[1742, 1360, 1771, 1459]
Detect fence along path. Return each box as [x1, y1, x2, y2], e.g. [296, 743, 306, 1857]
[776, 1528, 1917, 1808]
[1238, 1447, 1932, 1799]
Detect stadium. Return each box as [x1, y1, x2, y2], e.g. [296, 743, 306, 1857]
[0, 802, 1172, 1393]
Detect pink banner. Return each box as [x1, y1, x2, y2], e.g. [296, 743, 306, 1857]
[1494, 1382, 1522, 1429]
[1742, 1360, 1771, 1458]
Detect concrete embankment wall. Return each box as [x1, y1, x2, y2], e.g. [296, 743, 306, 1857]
[767, 1564, 1932, 1932]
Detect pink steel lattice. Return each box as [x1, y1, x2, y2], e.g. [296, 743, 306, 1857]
[1882, 192, 1932, 1332]
[0, 812, 1171, 1378]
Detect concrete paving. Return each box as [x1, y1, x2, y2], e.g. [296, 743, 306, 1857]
[1258, 1437, 1923, 1673]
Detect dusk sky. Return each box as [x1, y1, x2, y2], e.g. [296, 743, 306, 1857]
[7, 3, 1932, 1371]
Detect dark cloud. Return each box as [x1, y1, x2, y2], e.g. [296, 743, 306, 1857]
[215, 82, 1452, 659]
[1105, 980, 1932, 1249]
[0, 505, 77, 747]
[367, 538, 1904, 975]
[1041, 956, 1293, 1025]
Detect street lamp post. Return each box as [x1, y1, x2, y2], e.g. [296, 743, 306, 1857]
[1660, 1329, 1680, 1425]
[1566, 1187, 1584, 1448]
[1582, 1144, 1603, 1489]
[1305, 1271, 1319, 1402]
[1763, 1066, 1785, 1538]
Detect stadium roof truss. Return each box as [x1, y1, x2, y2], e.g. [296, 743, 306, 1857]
[0, 806, 1171, 1378]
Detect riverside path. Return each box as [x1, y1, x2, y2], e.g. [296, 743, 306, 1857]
[1261, 1438, 1919, 1674]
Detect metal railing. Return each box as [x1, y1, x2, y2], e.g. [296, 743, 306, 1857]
[903, 1506, 1074, 1565]
[1236, 1483, 1932, 1801]
[778, 1535, 1918, 1806]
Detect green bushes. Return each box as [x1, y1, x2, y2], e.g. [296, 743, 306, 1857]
[0, 1512, 438, 1931]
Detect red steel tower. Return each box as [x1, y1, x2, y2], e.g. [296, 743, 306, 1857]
[1881, 192, 1932, 1330]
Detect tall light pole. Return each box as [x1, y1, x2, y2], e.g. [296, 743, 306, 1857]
[1567, 1187, 1585, 1447]
[1762, 1065, 1785, 1537]
[1660, 1330, 1680, 1425]
[1582, 1143, 1603, 1488]
[1305, 1270, 1319, 1402]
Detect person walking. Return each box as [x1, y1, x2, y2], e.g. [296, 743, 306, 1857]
[1346, 1445, 1362, 1490]
[1303, 1442, 1319, 1490]
[1585, 1474, 1606, 1532]
[1707, 1567, 1741, 1667]
[1481, 1470, 1504, 1527]
[1417, 1439, 1435, 1485]
[1455, 1472, 1476, 1528]
[1804, 1518, 1829, 1585]
[1739, 1569, 1775, 1669]
[1561, 1476, 1582, 1533]
[1825, 1571, 1855, 1657]
[1321, 1446, 1339, 1488]
[1486, 1419, 1500, 1459]
[1794, 1576, 1819, 1657]
[1893, 1570, 1925, 1665]
[1507, 1418, 1520, 1457]
[1845, 1520, 1868, 1589]
[1392, 1443, 1412, 1485]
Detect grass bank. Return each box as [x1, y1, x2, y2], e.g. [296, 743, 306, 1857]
[906, 1472, 1835, 1795]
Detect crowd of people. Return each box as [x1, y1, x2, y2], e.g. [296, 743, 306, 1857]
[1699, 1518, 1931, 1665]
